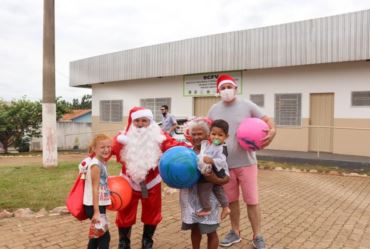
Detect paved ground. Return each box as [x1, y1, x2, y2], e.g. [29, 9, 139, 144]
[1, 170, 370, 249]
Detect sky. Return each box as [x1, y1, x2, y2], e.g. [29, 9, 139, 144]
[1, 0, 370, 102]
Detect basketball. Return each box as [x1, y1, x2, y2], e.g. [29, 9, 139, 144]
[159, 146, 200, 189]
[107, 176, 132, 211]
[236, 117, 269, 151]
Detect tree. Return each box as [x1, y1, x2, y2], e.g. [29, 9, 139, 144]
[56, 96, 72, 120]
[71, 94, 92, 109]
[80, 94, 92, 109]
[72, 98, 79, 108]
[0, 98, 41, 153]
[0, 97, 72, 153]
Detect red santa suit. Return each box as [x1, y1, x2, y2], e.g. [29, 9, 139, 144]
[111, 107, 183, 228]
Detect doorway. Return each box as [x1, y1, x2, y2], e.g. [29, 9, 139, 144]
[193, 96, 220, 117]
[309, 93, 334, 153]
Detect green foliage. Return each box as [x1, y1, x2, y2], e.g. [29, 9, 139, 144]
[55, 94, 92, 117]
[0, 98, 42, 153]
[0, 97, 75, 153]
[71, 94, 92, 109]
[80, 94, 92, 108]
[0, 95, 91, 153]
[56, 96, 72, 120]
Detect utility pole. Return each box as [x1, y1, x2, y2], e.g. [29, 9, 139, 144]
[42, 0, 57, 167]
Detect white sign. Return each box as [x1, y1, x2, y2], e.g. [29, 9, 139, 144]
[184, 71, 242, 96]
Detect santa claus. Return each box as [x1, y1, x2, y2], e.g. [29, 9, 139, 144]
[111, 106, 183, 249]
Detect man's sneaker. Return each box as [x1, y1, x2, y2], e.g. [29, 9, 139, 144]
[252, 235, 266, 249]
[219, 230, 241, 247]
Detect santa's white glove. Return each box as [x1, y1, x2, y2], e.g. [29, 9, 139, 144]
[117, 134, 129, 145]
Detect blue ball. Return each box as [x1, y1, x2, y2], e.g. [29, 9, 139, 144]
[159, 146, 200, 189]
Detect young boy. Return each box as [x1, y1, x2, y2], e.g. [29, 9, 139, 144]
[197, 119, 231, 220]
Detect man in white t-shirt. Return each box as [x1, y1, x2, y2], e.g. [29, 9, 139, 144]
[208, 74, 276, 249]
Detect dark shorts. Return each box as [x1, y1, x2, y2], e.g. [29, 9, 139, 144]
[181, 222, 219, 235]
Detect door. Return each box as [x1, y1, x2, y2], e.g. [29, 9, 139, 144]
[193, 97, 220, 117]
[309, 93, 334, 153]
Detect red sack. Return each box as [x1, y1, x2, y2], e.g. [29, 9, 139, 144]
[66, 173, 87, 221]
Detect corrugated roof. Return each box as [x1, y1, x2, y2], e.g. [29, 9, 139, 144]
[70, 9, 370, 87]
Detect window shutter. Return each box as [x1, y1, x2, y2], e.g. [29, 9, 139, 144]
[100, 100, 110, 122]
[275, 94, 302, 126]
[141, 98, 171, 122]
[352, 91, 370, 106]
[100, 100, 123, 122]
[110, 100, 123, 122]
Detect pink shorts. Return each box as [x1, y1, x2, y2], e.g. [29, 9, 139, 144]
[223, 165, 259, 205]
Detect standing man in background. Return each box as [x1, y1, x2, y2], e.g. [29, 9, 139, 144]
[160, 105, 178, 136]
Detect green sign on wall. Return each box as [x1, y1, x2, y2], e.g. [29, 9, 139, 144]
[183, 71, 242, 96]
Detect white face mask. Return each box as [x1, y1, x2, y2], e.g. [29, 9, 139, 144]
[220, 89, 236, 102]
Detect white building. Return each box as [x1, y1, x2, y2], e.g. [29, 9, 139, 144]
[70, 10, 370, 157]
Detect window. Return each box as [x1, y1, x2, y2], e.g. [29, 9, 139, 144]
[141, 98, 171, 122]
[99, 100, 123, 122]
[352, 91, 370, 106]
[275, 94, 302, 126]
[250, 94, 264, 107]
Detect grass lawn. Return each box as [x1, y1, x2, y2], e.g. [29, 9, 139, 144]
[0, 160, 122, 211]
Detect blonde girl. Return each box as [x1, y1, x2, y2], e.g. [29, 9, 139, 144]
[83, 134, 112, 249]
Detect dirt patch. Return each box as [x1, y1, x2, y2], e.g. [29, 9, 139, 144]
[0, 152, 87, 166]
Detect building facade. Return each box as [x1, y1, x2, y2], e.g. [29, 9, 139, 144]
[70, 10, 370, 157]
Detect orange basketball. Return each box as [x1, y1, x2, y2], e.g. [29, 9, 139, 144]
[107, 176, 132, 211]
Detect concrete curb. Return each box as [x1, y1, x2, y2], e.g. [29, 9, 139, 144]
[258, 154, 370, 171]
[259, 166, 369, 177]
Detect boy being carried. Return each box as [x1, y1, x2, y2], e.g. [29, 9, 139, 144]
[197, 119, 231, 220]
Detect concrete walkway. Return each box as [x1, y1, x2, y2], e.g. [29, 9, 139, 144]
[1, 170, 370, 249]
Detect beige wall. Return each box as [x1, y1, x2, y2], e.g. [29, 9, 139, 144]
[333, 119, 370, 157]
[244, 61, 370, 119]
[268, 119, 309, 152]
[30, 122, 92, 151]
[92, 116, 128, 138]
[267, 118, 370, 157]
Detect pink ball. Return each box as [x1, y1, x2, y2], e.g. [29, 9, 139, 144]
[236, 118, 269, 151]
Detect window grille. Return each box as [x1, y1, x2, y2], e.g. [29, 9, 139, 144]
[275, 94, 302, 126]
[352, 91, 370, 106]
[140, 98, 171, 122]
[99, 100, 123, 122]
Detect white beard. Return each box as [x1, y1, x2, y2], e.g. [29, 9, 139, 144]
[121, 123, 166, 184]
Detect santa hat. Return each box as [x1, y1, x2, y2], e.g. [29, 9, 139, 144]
[125, 106, 154, 132]
[216, 74, 237, 93]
